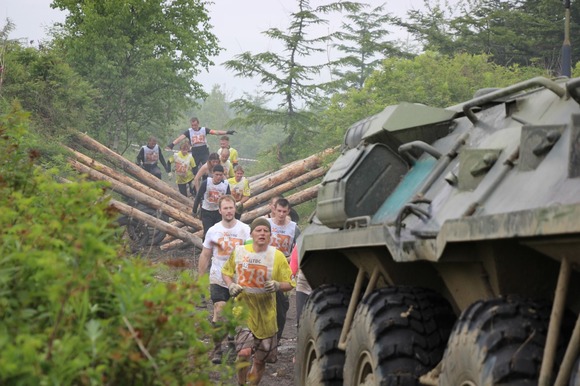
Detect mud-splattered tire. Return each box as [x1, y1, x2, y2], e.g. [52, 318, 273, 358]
[439, 296, 554, 385]
[295, 285, 351, 386]
[570, 356, 580, 386]
[126, 204, 168, 247]
[343, 286, 455, 385]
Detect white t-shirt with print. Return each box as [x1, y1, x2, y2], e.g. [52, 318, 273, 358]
[203, 220, 251, 287]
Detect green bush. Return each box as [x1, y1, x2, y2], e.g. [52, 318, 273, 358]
[0, 103, 238, 385]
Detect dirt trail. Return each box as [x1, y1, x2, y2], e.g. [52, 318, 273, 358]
[259, 291, 297, 386]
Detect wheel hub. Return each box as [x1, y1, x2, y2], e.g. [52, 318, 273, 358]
[304, 340, 323, 386]
[356, 350, 375, 386]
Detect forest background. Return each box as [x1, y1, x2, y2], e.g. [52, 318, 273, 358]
[3, 0, 580, 174]
[2, 0, 580, 383]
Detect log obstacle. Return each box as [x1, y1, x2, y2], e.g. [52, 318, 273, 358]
[68, 132, 334, 251]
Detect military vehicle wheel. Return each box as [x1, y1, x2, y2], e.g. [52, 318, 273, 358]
[439, 296, 552, 385]
[569, 356, 580, 386]
[126, 204, 168, 247]
[343, 286, 455, 385]
[296, 285, 351, 386]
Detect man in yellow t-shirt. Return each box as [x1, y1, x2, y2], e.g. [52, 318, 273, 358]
[222, 217, 294, 385]
[219, 147, 235, 179]
[217, 135, 239, 167]
[167, 142, 196, 197]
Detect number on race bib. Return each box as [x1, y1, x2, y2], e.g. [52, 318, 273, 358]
[237, 264, 267, 288]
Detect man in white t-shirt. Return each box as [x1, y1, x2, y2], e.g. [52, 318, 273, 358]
[198, 195, 251, 364]
[193, 164, 231, 240]
[267, 198, 300, 342]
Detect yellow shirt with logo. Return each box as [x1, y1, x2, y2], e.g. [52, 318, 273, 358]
[222, 244, 293, 339]
[227, 176, 251, 202]
[169, 152, 196, 184]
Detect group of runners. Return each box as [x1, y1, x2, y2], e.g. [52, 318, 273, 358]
[137, 117, 308, 385]
[200, 197, 300, 385]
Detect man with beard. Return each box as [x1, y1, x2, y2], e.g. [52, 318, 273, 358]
[198, 195, 251, 364]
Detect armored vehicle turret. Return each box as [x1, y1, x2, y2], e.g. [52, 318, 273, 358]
[296, 76, 580, 385]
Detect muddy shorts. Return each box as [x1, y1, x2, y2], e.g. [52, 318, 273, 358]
[235, 328, 277, 363]
[210, 284, 230, 303]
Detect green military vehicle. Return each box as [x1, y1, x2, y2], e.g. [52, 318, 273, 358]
[296, 76, 580, 385]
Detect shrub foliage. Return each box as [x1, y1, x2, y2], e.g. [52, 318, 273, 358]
[0, 104, 236, 385]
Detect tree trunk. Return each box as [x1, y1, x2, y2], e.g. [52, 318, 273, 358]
[247, 170, 269, 183]
[250, 148, 335, 195]
[160, 222, 193, 245]
[160, 238, 187, 251]
[245, 156, 309, 183]
[243, 166, 328, 211]
[69, 159, 202, 230]
[241, 184, 319, 223]
[111, 199, 201, 248]
[161, 228, 204, 251]
[72, 132, 190, 207]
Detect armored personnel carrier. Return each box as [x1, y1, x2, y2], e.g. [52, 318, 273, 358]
[296, 76, 580, 385]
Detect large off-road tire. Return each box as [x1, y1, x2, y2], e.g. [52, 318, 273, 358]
[125, 203, 168, 247]
[343, 286, 455, 386]
[295, 285, 351, 386]
[439, 296, 556, 385]
[570, 356, 580, 386]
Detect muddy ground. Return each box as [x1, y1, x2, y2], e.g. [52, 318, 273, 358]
[142, 244, 298, 386]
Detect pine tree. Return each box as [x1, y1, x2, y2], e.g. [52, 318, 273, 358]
[223, 0, 361, 161]
[331, 3, 404, 91]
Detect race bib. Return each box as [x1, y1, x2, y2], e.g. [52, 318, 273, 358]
[207, 190, 221, 203]
[271, 233, 292, 256]
[175, 161, 188, 176]
[237, 264, 268, 289]
[145, 152, 159, 162]
[191, 133, 205, 145]
[217, 236, 243, 256]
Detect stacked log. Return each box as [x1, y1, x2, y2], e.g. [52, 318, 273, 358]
[67, 147, 195, 212]
[110, 199, 202, 248]
[241, 184, 320, 222]
[247, 171, 269, 183]
[67, 132, 334, 252]
[68, 160, 201, 230]
[67, 134, 201, 247]
[245, 153, 326, 183]
[243, 166, 327, 212]
[250, 148, 335, 195]
[72, 132, 191, 207]
[58, 176, 201, 248]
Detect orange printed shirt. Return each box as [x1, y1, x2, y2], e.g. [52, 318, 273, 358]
[222, 244, 293, 338]
[142, 145, 160, 164]
[187, 127, 208, 147]
[201, 179, 230, 211]
[203, 221, 251, 286]
[268, 219, 298, 257]
[169, 151, 196, 184]
[227, 176, 251, 202]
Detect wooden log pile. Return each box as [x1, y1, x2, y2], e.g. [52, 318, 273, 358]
[67, 132, 335, 251]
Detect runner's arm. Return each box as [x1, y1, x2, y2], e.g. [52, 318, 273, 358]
[198, 246, 212, 276]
